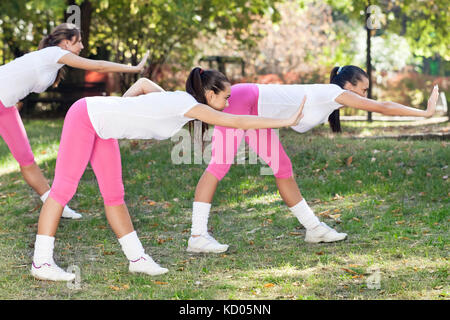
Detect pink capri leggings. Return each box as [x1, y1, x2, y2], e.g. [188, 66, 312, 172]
[206, 83, 294, 181]
[49, 98, 125, 207]
[0, 100, 35, 166]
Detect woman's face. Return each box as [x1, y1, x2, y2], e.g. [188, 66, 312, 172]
[205, 82, 231, 111]
[344, 77, 369, 97]
[59, 35, 84, 56]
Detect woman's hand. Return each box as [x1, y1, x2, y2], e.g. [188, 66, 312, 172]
[288, 96, 306, 126]
[425, 85, 439, 118]
[134, 50, 150, 73]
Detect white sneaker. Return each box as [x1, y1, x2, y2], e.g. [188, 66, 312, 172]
[31, 261, 76, 281]
[187, 233, 229, 253]
[62, 205, 82, 219]
[129, 254, 168, 276]
[305, 222, 347, 243]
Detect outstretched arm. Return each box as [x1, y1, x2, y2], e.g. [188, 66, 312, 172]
[58, 50, 150, 74]
[122, 78, 165, 97]
[335, 85, 439, 118]
[185, 96, 306, 130]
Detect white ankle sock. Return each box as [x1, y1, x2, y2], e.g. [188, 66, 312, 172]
[33, 234, 55, 265]
[191, 202, 211, 236]
[289, 199, 321, 230]
[40, 190, 50, 203]
[118, 231, 145, 261]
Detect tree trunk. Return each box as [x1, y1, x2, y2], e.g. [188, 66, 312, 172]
[366, 3, 373, 122]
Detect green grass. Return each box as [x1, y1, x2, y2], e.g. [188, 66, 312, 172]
[0, 118, 448, 300]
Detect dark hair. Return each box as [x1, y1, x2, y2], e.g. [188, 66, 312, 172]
[38, 23, 81, 87]
[185, 67, 230, 104]
[185, 67, 230, 137]
[328, 65, 368, 133]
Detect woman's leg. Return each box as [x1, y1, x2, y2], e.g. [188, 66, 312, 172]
[20, 162, 51, 196]
[246, 130, 347, 242]
[32, 99, 96, 281]
[0, 103, 81, 218]
[0, 104, 47, 192]
[89, 136, 167, 275]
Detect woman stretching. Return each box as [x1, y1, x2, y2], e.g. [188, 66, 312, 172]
[30, 73, 306, 281]
[0, 23, 149, 219]
[185, 66, 439, 253]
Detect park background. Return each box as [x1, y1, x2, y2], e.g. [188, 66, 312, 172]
[0, 0, 448, 300]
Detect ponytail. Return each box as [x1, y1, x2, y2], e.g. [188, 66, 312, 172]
[38, 23, 81, 87]
[328, 65, 368, 133]
[185, 67, 230, 142]
[185, 67, 229, 104]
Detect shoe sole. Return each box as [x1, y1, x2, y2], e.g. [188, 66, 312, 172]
[186, 246, 229, 253]
[305, 234, 348, 243]
[61, 214, 82, 219]
[31, 270, 75, 281]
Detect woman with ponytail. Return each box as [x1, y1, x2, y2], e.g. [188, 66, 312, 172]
[185, 66, 439, 253]
[30, 74, 305, 281]
[0, 23, 149, 219]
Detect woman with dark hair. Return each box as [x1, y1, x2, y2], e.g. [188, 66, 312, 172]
[185, 66, 439, 253]
[0, 23, 149, 219]
[30, 75, 305, 281]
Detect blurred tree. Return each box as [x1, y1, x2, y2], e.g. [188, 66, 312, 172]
[326, 0, 449, 120]
[1, 0, 281, 92]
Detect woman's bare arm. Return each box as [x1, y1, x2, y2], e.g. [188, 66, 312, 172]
[185, 96, 306, 130]
[58, 51, 149, 74]
[122, 78, 165, 97]
[335, 85, 439, 118]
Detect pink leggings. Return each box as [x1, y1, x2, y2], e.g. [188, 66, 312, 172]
[49, 98, 124, 207]
[0, 100, 35, 166]
[206, 83, 293, 181]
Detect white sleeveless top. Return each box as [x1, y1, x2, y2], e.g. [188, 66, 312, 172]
[85, 91, 198, 140]
[257, 83, 345, 133]
[0, 46, 70, 107]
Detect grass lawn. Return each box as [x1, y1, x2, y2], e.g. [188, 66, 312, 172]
[0, 118, 448, 300]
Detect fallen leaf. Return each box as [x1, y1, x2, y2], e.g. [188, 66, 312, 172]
[346, 156, 353, 166]
[264, 283, 275, 288]
[154, 281, 168, 285]
[395, 220, 405, 225]
[109, 285, 120, 291]
[330, 214, 341, 220]
[316, 251, 325, 255]
[342, 268, 358, 275]
[352, 217, 360, 222]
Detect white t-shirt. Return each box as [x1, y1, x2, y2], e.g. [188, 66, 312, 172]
[0, 46, 70, 107]
[85, 91, 198, 140]
[257, 83, 346, 133]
